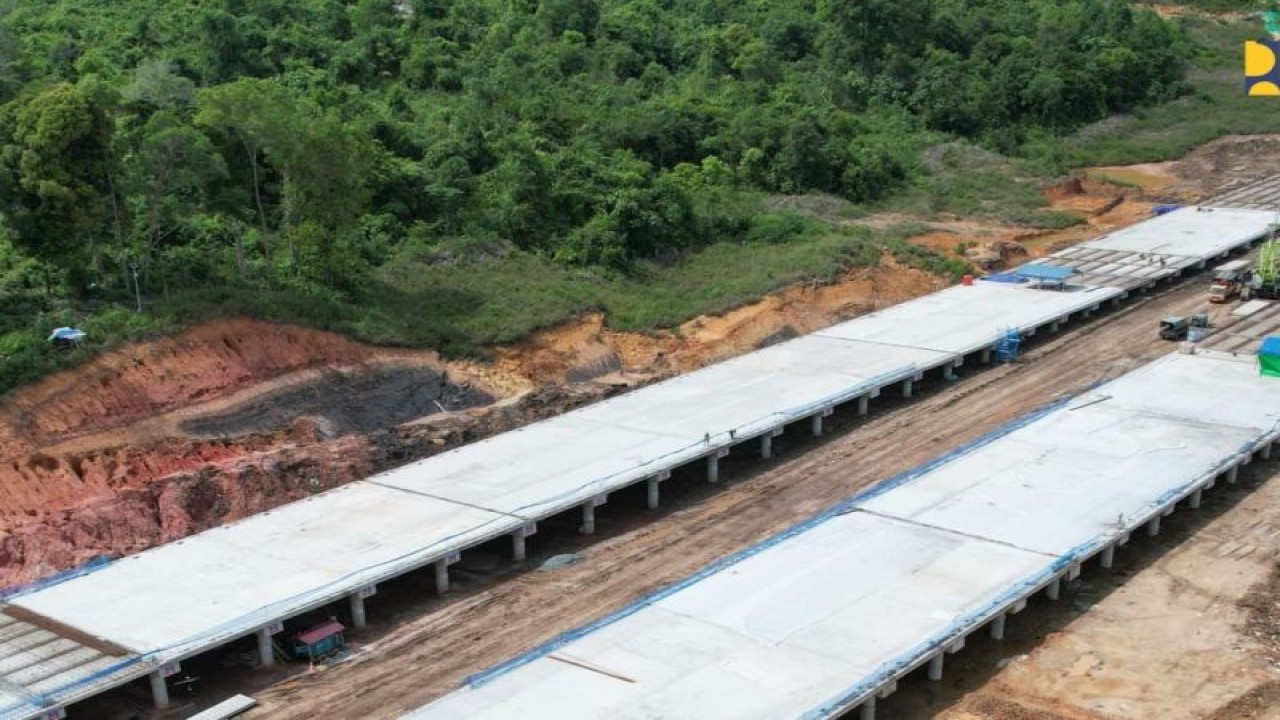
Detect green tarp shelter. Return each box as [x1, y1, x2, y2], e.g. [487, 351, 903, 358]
[1260, 336, 1280, 378]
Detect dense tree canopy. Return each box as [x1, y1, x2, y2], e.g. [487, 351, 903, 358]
[0, 0, 1189, 292]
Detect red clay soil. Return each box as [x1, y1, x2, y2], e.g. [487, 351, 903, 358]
[0, 319, 386, 459]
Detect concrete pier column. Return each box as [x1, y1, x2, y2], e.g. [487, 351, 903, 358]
[859, 698, 877, 720]
[1100, 545, 1115, 569]
[811, 413, 824, 437]
[981, 347, 992, 364]
[989, 614, 1006, 641]
[580, 501, 596, 535]
[1146, 515, 1162, 537]
[509, 527, 524, 561]
[646, 471, 670, 510]
[511, 527, 531, 562]
[1226, 466, 1239, 484]
[435, 558, 451, 594]
[944, 361, 958, 381]
[149, 670, 170, 710]
[349, 591, 367, 629]
[857, 395, 870, 416]
[760, 434, 773, 459]
[902, 379, 914, 398]
[1050, 321, 1060, 333]
[1046, 577, 1061, 601]
[1262, 442, 1274, 461]
[257, 627, 276, 668]
[1188, 489, 1202, 509]
[927, 653, 944, 681]
[706, 449, 729, 484]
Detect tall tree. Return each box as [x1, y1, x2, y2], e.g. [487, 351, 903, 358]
[0, 83, 114, 284]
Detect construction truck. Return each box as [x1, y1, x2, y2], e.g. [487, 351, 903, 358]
[1208, 259, 1254, 303]
[1159, 316, 1189, 341]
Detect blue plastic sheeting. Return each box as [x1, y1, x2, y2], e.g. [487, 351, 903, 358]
[1260, 336, 1280, 357]
[979, 273, 1028, 284]
[0, 556, 112, 602]
[1013, 263, 1075, 281]
[1152, 204, 1181, 215]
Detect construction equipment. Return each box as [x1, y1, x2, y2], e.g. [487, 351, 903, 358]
[1208, 259, 1253, 303]
[1253, 215, 1280, 299]
[1159, 316, 1190, 341]
[1256, 236, 1280, 299]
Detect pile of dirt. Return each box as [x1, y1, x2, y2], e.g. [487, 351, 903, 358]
[956, 692, 1103, 720]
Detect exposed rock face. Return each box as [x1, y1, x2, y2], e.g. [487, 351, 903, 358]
[0, 381, 609, 590]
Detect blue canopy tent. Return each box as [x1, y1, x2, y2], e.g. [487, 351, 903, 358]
[1260, 336, 1280, 378]
[1012, 263, 1076, 290]
[47, 327, 86, 350]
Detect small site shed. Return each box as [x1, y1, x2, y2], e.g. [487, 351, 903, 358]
[292, 619, 346, 661]
[1260, 337, 1280, 377]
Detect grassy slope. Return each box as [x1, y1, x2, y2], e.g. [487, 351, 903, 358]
[1056, 13, 1274, 166]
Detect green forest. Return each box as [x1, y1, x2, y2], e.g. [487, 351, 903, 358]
[0, 0, 1252, 391]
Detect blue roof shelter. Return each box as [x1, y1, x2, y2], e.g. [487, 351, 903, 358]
[1012, 263, 1076, 290]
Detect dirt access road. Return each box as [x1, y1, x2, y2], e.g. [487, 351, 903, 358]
[200, 269, 1263, 717]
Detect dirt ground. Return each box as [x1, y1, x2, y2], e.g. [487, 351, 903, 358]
[84, 257, 1259, 720]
